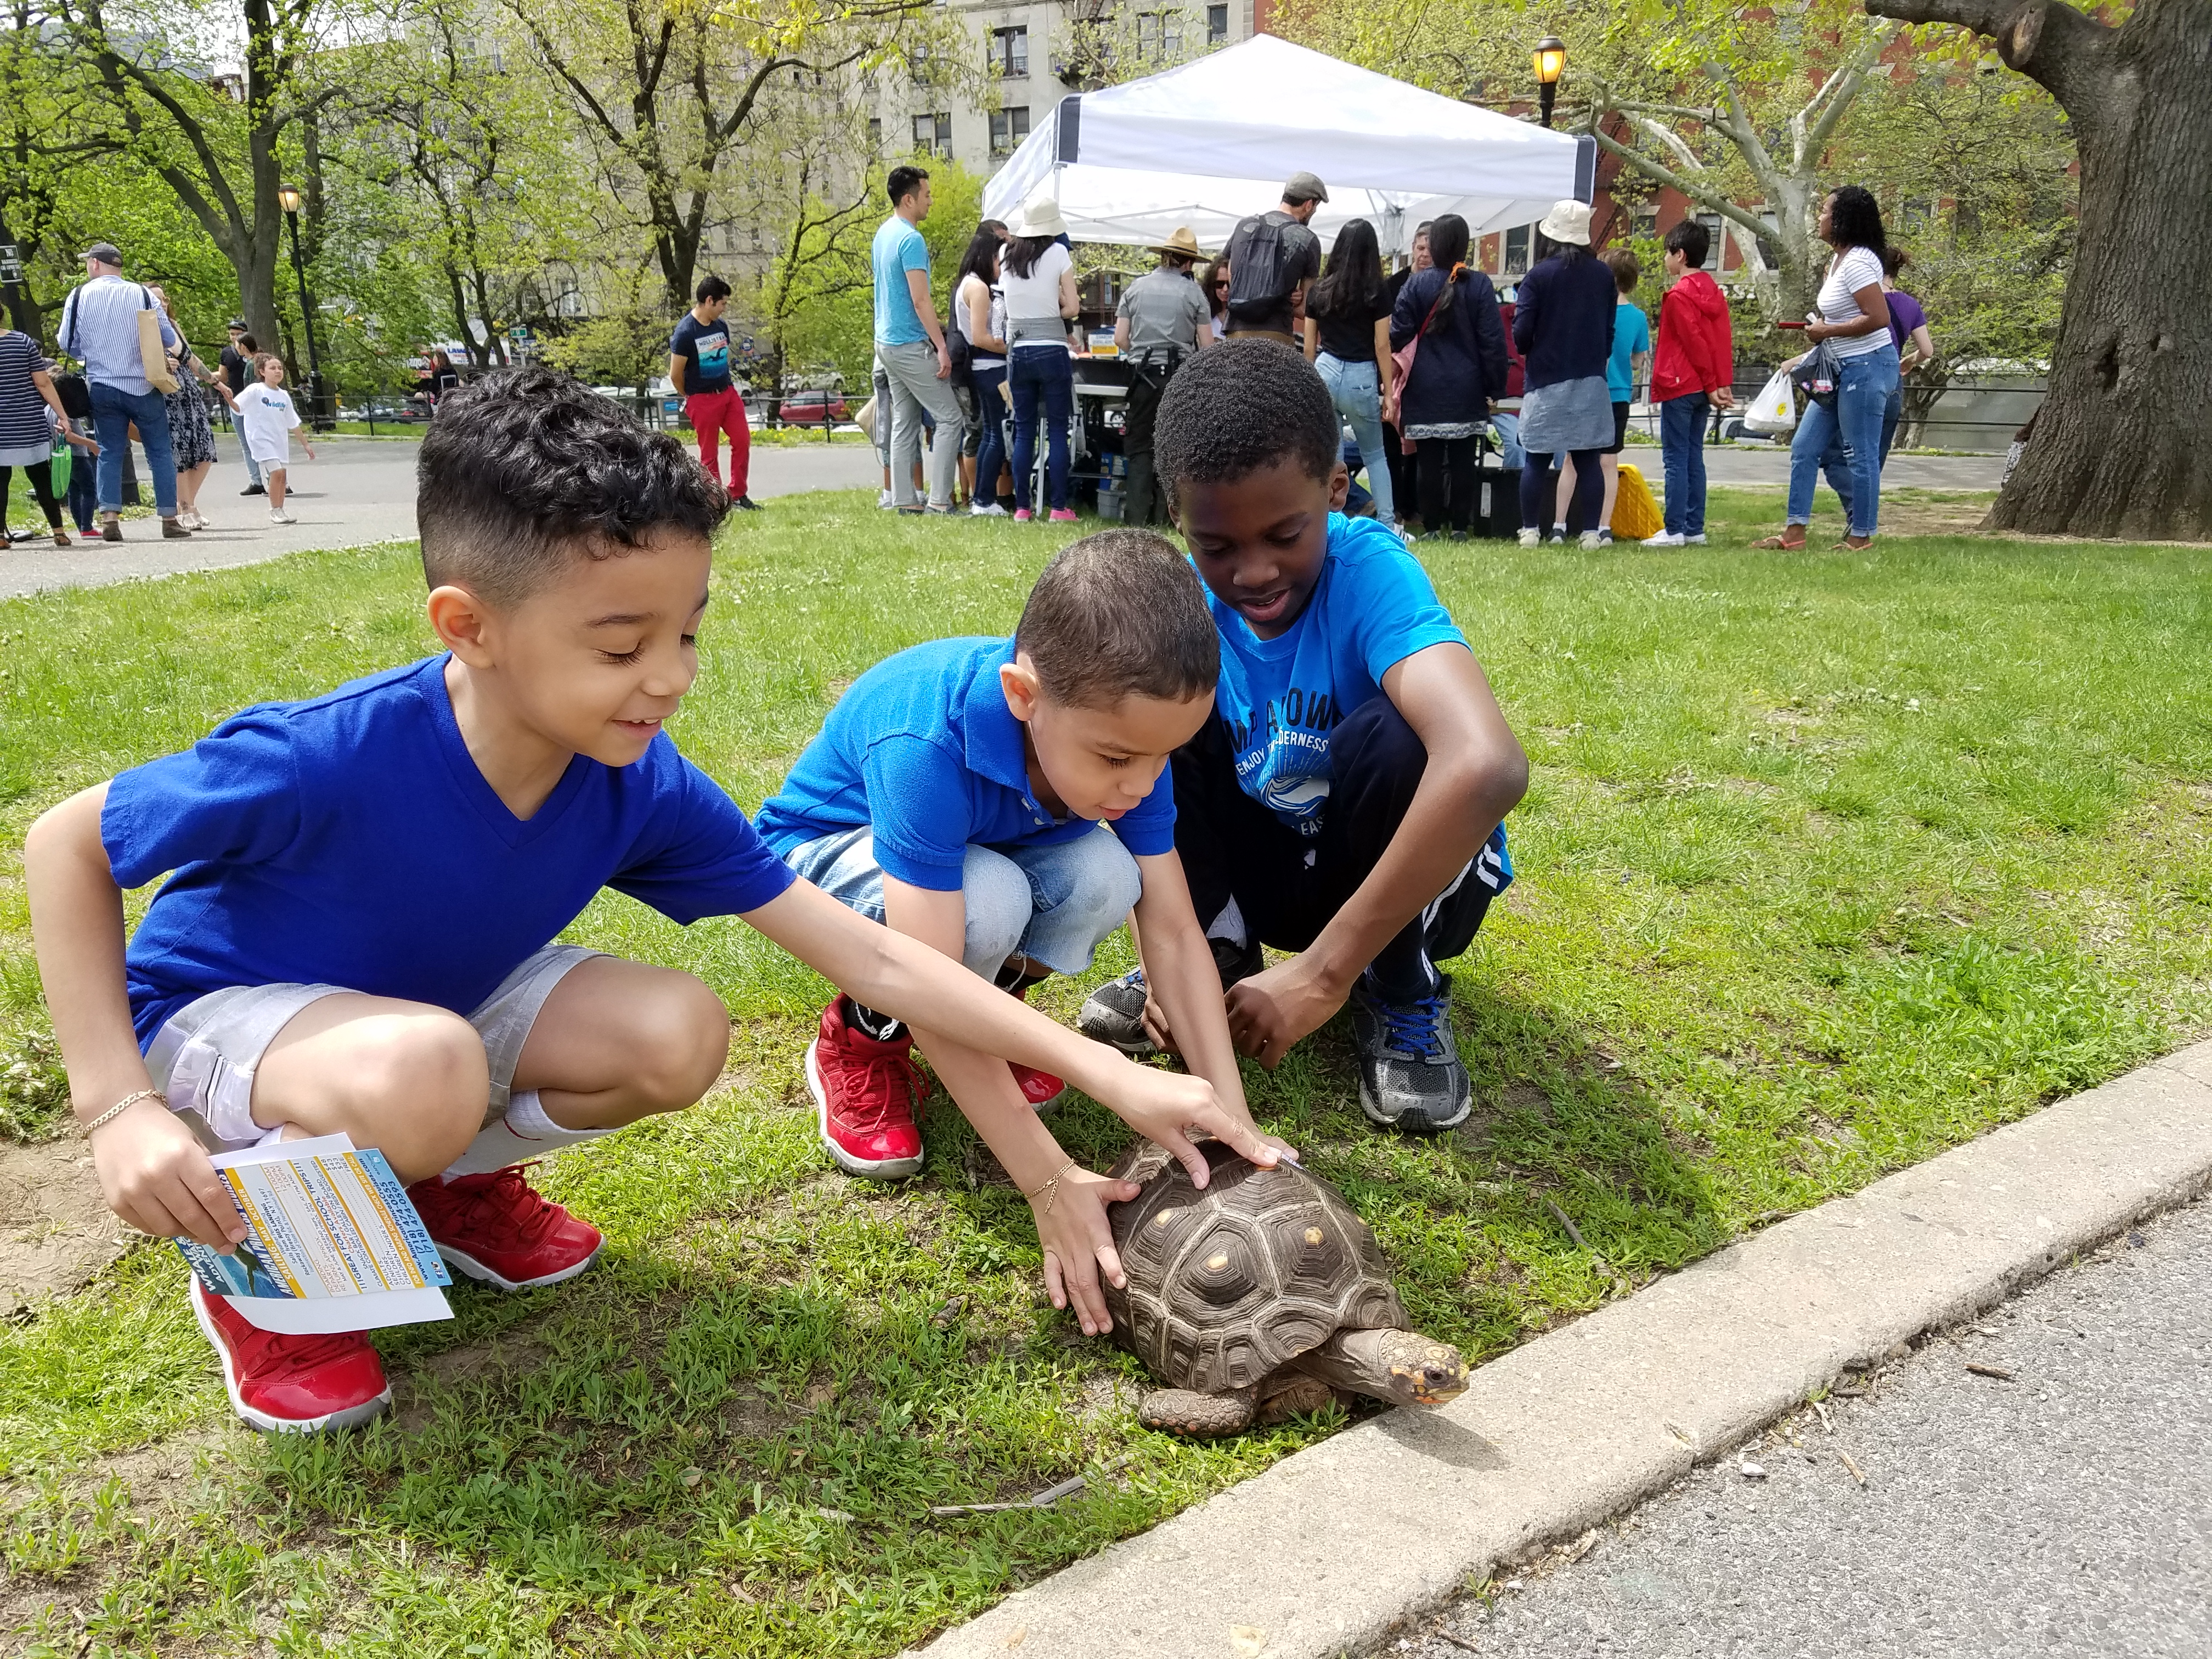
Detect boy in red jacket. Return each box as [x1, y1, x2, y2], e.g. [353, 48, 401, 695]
[1645, 221, 1735, 547]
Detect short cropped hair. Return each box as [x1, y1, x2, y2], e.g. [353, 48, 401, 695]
[417, 366, 728, 608]
[1664, 219, 1710, 269]
[1603, 246, 1640, 294]
[887, 164, 928, 207]
[1015, 529, 1218, 710]
[695, 274, 731, 303]
[1153, 338, 1339, 504]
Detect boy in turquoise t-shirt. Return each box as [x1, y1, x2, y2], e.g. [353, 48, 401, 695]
[1080, 341, 1529, 1133]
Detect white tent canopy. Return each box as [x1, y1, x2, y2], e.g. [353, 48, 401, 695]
[981, 35, 1592, 256]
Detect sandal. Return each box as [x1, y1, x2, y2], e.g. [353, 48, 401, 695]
[1751, 533, 1807, 550]
[52, 529, 71, 547]
[1832, 535, 1874, 551]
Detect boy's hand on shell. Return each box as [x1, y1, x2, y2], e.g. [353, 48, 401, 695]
[1035, 1169, 1141, 1336]
[92, 1101, 246, 1252]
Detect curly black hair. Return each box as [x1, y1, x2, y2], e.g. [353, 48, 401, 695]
[1153, 337, 1339, 506]
[417, 365, 727, 607]
[1017, 529, 1218, 709]
[1825, 185, 1887, 256]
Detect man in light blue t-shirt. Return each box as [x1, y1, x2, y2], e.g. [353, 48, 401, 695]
[872, 164, 964, 512]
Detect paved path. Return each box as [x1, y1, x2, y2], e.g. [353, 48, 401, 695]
[1695, 447, 2002, 490]
[1383, 1196, 2212, 1659]
[0, 434, 879, 600]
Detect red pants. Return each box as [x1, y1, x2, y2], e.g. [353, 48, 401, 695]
[686, 387, 749, 494]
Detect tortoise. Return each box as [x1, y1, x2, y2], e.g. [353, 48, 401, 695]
[1102, 1139, 1470, 1436]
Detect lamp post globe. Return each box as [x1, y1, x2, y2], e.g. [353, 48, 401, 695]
[1532, 36, 1566, 129]
[276, 182, 330, 429]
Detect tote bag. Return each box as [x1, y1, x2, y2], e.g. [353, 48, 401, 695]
[1384, 280, 1451, 428]
[136, 288, 179, 394]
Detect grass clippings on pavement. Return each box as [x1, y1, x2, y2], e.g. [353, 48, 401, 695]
[2, 486, 2210, 1656]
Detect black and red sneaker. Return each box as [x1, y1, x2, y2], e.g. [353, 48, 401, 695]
[806, 995, 927, 1178]
[407, 1166, 604, 1292]
[191, 1279, 391, 1434]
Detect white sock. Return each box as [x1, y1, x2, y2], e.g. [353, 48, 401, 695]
[440, 1089, 613, 1180]
[1205, 896, 1250, 949]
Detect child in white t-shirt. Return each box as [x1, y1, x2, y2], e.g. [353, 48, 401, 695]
[234, 355, 315, 524]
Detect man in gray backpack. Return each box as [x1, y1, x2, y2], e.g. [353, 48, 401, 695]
[1221, 173, 1327, 347]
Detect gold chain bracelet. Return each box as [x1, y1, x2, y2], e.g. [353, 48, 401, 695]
[82, 1087, 164, 1136]
[1022, 1156, 1078, 1217]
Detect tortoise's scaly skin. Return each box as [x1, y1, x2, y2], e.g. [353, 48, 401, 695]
[1103, 1139, 1406, 1397]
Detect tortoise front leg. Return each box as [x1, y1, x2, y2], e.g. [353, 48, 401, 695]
[1137, 1383, 1259, 1436]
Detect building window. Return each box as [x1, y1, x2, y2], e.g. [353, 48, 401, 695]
[1138, 10, 1182, 59]
[1504, 223, 1530, 276]
[990, 105, 1030, 155]
[868, 117, 882, 150]
[1631, 207, 1658, 240]
[1207, 4, 1228, 44]
[912, 112, 951, 156]
[991, 25, 1028, 77]
[910, 44, 932, 84]
[1698, 212, 1726, 266]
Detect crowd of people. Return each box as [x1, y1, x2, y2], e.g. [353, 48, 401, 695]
[0, 240, 315, 547]
[848, 162, 1925, 551]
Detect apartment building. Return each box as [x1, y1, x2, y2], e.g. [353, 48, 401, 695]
[875, 2, 1261, 179]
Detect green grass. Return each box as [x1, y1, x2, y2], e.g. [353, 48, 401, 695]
[3, 486, 2211, 1655]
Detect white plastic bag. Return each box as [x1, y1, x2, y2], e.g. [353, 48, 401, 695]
[1742, 368, 1797, 436]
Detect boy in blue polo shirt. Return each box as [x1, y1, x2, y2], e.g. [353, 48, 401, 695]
[1080, 341, 1530, 1134]
[26, 371, 1259, 1432]
[757, 531, 1282, 1331]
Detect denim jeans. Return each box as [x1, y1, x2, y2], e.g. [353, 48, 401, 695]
[970, 364, 1009, 505]
[89, 380, 177, 516]
[1788, 343, 1898, 537]
[1658, 393, 1710, 536]
[1817, 383, 1905, 522]
[1316, 352, 1395, 526]
[785, 824, 1142, 978]
[1008, 346, 1073, 512]
[1488, 409, 1526, 470]
[879, 337, 963, 509]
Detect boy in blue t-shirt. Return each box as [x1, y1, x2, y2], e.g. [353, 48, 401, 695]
[1080, 341, 1530, 1133]
[25, 371, 1257, 1433]
[756, 532, 1286, 1335]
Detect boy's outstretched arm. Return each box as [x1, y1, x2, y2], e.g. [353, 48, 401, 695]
[742, 878, 1286, 1334]
[25, 785, 247, 1250]
[1226, 644, 1528, 1066]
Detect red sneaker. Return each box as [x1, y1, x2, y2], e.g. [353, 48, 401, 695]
[190, 1279, 391, 1434]
[407, 1166, 604, 1292]
[1005, 978, 1066, 1110]
[807, 996, 926, 1178]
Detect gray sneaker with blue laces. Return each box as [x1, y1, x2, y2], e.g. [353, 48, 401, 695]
[1347, 973, 1471, 1133]
[1077, 938, 1266, 1056]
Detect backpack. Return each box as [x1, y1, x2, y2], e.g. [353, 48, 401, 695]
[1224, 212, 1299, 325]
[944, 309, 973, 389]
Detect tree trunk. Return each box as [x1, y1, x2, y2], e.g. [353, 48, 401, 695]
[1870, 0, 2212, 538]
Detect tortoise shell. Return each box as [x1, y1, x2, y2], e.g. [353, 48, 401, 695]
[1103, 1139, 1407, 1395]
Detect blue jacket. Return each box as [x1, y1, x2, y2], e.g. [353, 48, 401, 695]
[1511, 253, 1618, 391]
[1389, 267, 1509, 429]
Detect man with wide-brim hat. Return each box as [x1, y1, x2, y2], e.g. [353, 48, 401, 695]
[1113, 224, 1214, 526]
[1219, 172, 1327, 346]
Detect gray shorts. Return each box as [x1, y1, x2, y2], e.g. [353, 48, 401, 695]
[144, 945, 603, 1153]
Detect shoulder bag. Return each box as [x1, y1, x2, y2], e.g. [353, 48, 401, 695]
[1384, 277, 1451, 428]
[137, 286, 180, 394]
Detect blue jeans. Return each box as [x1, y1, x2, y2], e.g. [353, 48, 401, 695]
[970, 364, 1009, 504]
[89, 381, 177, 516]
[1659, 394, 1709, 536]
[1316, 353, 1395, 526]
[1816, 385, 1905, 522]
[65, 438, 98, 530]
[1008, 347, 1073, 512]
[1488, 409, 1526, 470]
[1789, 343, 1899, 537]
[785, 824, 1142, 978]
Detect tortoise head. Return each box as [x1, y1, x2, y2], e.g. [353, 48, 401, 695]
[1370, 1330, 1470, 1408]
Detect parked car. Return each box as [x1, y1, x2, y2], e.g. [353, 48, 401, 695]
[777, 389, 849, 426]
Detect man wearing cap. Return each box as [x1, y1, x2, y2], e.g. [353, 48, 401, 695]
[217, 320, 264, 495]
[1113, 225, 1211, 526]
[1220, 173, 1327, 347]
[55, 241, 188, 540]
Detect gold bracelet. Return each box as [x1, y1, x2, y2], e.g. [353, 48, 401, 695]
[1022, 1156, 1078, 1217]
[82, 1087, 163, 1136]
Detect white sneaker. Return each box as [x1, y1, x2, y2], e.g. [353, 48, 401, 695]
[876, 489, 894, 509]
[969, 501, 1008, 517]
[1685, 533, 1709, 545]
[1643, 531, 1687, 547]
[1516, 527, 1541, 548]
[1579, 530, 1605, 550]
[269, 509, 296, 524]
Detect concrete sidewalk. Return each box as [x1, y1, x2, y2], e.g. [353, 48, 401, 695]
[0, 433, 879, 600]
[1383, 1194, 2212, 1658]
[908, 1043, 2212, 1659]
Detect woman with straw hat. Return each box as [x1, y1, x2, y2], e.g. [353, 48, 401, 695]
[1511, 199, 1619, 548]
[1000, 196, 1081, 522]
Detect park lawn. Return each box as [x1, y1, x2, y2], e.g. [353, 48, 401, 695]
[3, 485, 2210, 1656]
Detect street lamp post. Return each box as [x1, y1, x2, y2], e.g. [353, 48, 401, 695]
[1532, 36, 1567, 129]
[276, 184, 331, 430]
